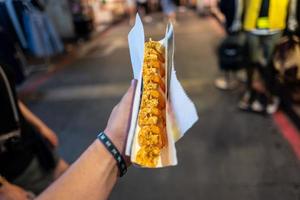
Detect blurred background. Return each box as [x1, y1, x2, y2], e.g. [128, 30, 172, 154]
[1, 0, 300, 199]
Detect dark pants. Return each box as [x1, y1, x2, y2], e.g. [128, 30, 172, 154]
[246, 32, 282, 96]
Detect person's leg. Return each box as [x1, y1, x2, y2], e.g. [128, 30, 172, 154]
[239, 33, 264, 111]
[180, 0, 187, 6]
[137, 2, 143, 15]
[257, 33, 282, 113]
[126, 0, 136, 25]
[143, 2, 150, 15]
[210, 0, 225, 23]
[246, 63, 255, 92]
[148, 0, 157, 12]
[168, 11, 177, 24]
[129, 6, 136, 25]
[260, 33, 282, 95]
[246, 33, 261, 91]
[141, 1, 153, 22]
[166, 0, 177, 23]
[215, 70, 239, 90]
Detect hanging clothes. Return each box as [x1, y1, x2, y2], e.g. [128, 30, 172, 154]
[22, 2, 64, 57]
[4, 0, 28, 48]
[23, 6, 64, 57]
[1, 0, 63, 57]
[45, 0, 75, 38]
[0, 1, 25, 49]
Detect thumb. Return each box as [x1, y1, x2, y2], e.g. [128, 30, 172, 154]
[119, 79, 137, 108]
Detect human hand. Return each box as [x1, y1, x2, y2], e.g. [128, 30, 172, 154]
[0, 182, 34, 200]
[104, 79, 137, 156]
[39, 126, 59, 148]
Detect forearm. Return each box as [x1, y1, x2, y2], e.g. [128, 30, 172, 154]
[36, 80, 136, 200]
[36, 140, 118, 200]
[0, 176, 34, 199]
[18, 101, 46, 131]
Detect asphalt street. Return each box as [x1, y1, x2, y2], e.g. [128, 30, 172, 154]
[24, 11, 300, 200]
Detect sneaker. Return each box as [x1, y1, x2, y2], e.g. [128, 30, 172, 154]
[236, 70, 247, 83]
[238, 91, 252, 110]
[214, 76, 238, 90]
[266, 96, 280, 114]
[251, 99, 264, 113]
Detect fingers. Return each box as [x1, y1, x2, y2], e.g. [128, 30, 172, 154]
[120, 79, 137, 135]
[119, 79, 137, 109]
[106, 79, 137, 127]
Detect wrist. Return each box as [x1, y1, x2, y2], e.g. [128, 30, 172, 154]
[104, 129, 124, 154]
[97, 132, 127, 177]
[94, 140, 119, 175]
[94, 139, 117, 163]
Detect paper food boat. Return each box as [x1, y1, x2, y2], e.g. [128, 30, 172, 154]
[125, 14, 198, 168]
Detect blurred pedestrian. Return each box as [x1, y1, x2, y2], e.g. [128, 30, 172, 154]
[209, 0, 225, 23]
[0, 62, 68, 198]
[127, 0, 136, 25]
[177, 0, 188, 12]
[219, 0, 239, 32]
[232, 0, 298, 114]
[36, 80, 137, 200]
[136, 0, 152, 23]
[196, 0, 224, 22]
[215, 0, 245, 90]
[161, 0, 177, 24]
[148, 0, 160, 13]
[180, 0, 188, 6]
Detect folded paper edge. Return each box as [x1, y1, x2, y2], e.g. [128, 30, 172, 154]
[126, 14, 145, 156]
[170, 69, 199, 142]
